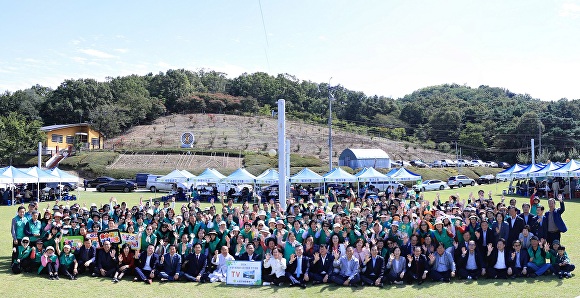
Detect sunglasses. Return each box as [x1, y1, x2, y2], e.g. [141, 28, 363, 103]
[22, 240, 29, 243]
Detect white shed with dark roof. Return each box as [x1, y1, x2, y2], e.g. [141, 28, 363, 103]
[338, 148, 391, 169]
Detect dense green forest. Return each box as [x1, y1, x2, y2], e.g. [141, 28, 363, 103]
[1, 69, 579, 164]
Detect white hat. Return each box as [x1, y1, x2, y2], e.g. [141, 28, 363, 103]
[46, 246, 55, 251]
[258, 210, 267, 216]
[219, 221, 226, 226]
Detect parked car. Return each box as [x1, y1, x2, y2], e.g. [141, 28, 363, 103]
[499, 162, 511, 169]
[45, 182, 78, 192]
[448, 175, 475, 188]
[410, 160, 428, 168]
[86, 177, 115, 188]
[135, 173, 152, 188]
[146, 175, 176, 192]
[484, 161, 499, 168]
[456, 159, 473, 167]
[413, 180, 447, 192]
[477, 174, 497, 184]
[471, 160, 487, 167]
[392, 160, 411, 167]
[96, 180, 137, 192]
[431, 160, 444, 168]
[441, 159, 457, 167]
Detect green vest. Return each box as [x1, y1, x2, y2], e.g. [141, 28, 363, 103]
[60, 253, 75, 267]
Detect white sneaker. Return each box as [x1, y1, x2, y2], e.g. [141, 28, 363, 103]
[263, 282, 271, 286]
[467, 276, 472, 280]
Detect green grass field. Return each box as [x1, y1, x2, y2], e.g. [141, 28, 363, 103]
[2, 182, 579, 297]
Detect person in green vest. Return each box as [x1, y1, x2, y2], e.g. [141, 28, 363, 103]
[206, 230, 221, 255]
[431, 219, 454, 255]
[24, 211, 43, 243]
[12, 237, 33, 273]
[42, 226, 61, 250]
[32, 239, 45, 272]
[11, 206, 29, 260]
[526, 236, 552, 276]
[59, 244, 78, 280]
[139, 225, 158, 253]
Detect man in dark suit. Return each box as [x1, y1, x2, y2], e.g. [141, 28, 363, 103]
[182, 242, 208, 282]
[507, 239, 530, 278]
[535, 206, 547, 241]
[507, 206, 525, 249]
[405, 246, 429, 284]
[286, 244, 310, 288]
[135, 244, 159, 284]
[361, 245, 385, 287]
[310, 244, 334, 285]
[235, 243, 261, 261]
[93, 240, 116, 277]
[457, 240, 486, 280]
[454, 231, 473, 261]
[475, 220, 495, 253]
[159, 245, 181, 281]
[486, 238, 509, 279]
[518, 203, 538, 232]
[75, 237, 96, 275]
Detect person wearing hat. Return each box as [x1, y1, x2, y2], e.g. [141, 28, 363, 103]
[31, 239, 45, 272]
[12, 236, 33, 274]
[59, 244, 78, 280]
[432, 219, 454, 255]
[39, 245, 60, 279]
[526, 236, 552, 277]
[206, 230, 221, 255]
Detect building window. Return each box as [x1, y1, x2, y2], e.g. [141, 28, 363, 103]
[91, 138, 100, 148]
[51, 134, 63, 143]
[66, 136, 74, 144]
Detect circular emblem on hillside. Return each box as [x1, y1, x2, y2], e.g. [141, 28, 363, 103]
[181, 132, 195, 148]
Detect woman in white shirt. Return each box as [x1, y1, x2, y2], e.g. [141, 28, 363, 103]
[209, 246, 234, 282]
[262, 248, 287, 286]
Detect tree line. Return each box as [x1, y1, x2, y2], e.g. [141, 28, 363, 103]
[1, 69, 579, 164]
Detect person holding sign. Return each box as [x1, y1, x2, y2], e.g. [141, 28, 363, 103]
[113, 243, 135, 283]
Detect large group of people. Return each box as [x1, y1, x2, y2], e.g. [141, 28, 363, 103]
[10, 187, 574, 287]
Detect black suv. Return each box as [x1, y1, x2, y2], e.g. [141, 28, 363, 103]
[86, 177, 115, 188]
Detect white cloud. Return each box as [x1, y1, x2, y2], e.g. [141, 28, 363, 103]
[114, 48, 129, 53]
[71, 56, 87, 63]
[78, 49, 117, 59]
[560, 1, 580, 17]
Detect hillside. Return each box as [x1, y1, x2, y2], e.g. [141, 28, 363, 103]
[106, 113, 455, 166]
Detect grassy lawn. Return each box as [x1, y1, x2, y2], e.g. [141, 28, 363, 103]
[2, 182, 579, 297]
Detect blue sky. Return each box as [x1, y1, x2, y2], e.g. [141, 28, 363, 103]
[1, 0, 579, 100]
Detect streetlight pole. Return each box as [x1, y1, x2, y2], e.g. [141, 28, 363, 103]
[328, 78, 334, 172]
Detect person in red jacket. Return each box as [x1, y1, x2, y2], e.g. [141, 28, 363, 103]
[113, 243, 135, 282]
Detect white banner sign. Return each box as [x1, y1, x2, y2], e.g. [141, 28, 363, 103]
[226, 260, 262, 286]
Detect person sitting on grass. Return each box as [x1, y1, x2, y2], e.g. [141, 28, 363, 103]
[134, 244, 158, 284]
[526, 236, 552, 277]
[58, 244, 78, 280]
[331, 246, 361, 287]
[93, 240, 117, 278]
[429, 243, 455, 282]
[39, 246, 59, 280]
[554, 246, 574, 279]
[262, 248, 288, 286]
[159, 244, 181, 282]
[182, 242, 209, 282]
[112, 243, 135, 283]
[208, 245, 233, 282]
[12, 236, 33, 274]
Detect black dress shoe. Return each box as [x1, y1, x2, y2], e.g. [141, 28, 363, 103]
[418, 280, 423, 285]
[300, 283, 306, 289]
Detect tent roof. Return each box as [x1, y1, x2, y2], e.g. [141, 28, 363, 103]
[192, 168, 226, 183]
[343, 148, 390, 159]
[290, 168, 324, 183]
[158, 169, 194, 182]
[548, 160, 580, 177]
[50, 168, 80, 183]
[496, 164, 526, 179]
[529, 162, 561, 178]
[388, 167, 422, 181]
[354, 167, 390, 182]
[255, 169, 279, 184]
[512, 164, 545, 179]
[323, 167, 357, 182]
[223, 168, 256, 184]
[1, 166, 39, 183]
[26, 166, 61, 182]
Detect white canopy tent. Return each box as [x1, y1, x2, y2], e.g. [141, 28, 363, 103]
[223, 168, 256, 184]
[191, 168, 227, 183]
[323, 167, 357, 183]
[255, 169, 280, 185]
[290, 168, 324, 184]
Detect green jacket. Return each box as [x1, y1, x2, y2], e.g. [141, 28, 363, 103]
[528, 246, 551, 266]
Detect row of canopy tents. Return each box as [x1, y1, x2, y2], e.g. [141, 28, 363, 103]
[156, 166, 422, 186]
[496, 160, 580, 180]
[0, 166, 80, 202]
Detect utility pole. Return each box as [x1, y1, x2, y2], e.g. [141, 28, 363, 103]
[328, 78, 334, 172]
[538, 125, 542, 160]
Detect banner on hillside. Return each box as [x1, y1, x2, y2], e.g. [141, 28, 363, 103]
[60, 236, 84, 252]
[98, 229, 122, 245]
[120, 232, 141, 251]
[226, 260, 262, 286]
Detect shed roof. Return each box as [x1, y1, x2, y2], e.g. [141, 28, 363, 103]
[40, 123, 93, 132]
[343, 148, 390, 159]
